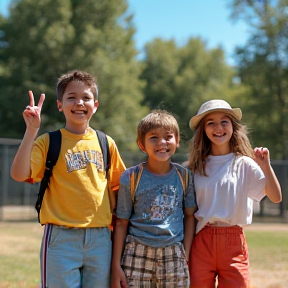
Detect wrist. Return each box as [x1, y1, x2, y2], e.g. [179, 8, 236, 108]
[111, 260, 122, 269]
[26, 126, 39, 134]
[24, 127, 39, 140]
[260, 163, 272, 174]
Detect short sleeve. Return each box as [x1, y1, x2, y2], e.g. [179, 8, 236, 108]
[106, 136, 126, 192]
[184, 170, 197, 209]
[29, 133, 49, 183]
[116, 169, 134, 220]
[246, 158, 266, 202]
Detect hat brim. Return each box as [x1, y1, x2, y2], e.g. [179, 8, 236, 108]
[189, 108, 242, 130]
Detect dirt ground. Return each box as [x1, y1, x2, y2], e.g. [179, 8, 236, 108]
[245, 221, 288, 231]
[1, 207, 288, 288]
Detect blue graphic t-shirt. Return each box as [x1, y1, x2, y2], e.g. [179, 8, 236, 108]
[116, 163, 196, 247]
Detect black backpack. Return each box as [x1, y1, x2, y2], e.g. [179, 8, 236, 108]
[35, 129, 110, 222]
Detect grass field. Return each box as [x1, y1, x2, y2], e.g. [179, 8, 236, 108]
[245, 223, 288, 288]
[0, 221, 288, 288]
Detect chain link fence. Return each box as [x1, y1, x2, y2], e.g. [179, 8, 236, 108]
[1, 139, 287, 221]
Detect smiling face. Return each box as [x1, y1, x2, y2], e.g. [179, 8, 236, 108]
[138, 127, 179, 164]
[57, 80, 99, 134]
[204, 111, 233, 155]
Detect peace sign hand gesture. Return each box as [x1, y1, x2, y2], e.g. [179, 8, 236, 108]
[23, 90, 45, 129]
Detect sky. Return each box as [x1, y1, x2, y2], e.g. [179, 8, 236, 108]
[0, 0, 249, 65]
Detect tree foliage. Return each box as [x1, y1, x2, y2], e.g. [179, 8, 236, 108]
[140, 38, 246, 151]
[228, 0, 288, 159]
[0, 0, 148, 151]
[2, 0, 287, 159]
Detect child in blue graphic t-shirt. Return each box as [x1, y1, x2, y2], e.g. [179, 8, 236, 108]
[111, 110, 197, 288]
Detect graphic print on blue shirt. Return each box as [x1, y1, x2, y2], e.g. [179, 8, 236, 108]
[116, 165, 196, 247]
[136, 180, 183, 223]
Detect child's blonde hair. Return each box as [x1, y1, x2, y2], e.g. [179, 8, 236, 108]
[188, 115, 254, 176]
[137, 110, 180, 148]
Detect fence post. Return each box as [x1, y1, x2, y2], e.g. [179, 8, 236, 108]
[0, 145, 10, 220]
[0, 145, 2, 220]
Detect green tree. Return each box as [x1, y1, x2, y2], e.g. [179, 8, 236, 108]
[228, 0, 288, 159]
[0, 0, 148, 151]
[140, 38, 246, 152]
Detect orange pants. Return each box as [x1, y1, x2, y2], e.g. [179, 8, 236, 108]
[189, 225, 249, 288]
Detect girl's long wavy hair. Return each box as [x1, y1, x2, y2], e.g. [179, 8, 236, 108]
[188, 114, 254, 176]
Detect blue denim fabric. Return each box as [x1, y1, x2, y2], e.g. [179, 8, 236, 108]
[40, 225, 111, 288]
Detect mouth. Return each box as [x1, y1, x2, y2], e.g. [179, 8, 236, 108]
[71, 110, 87, 114]
[213, 133, 226, 138]
[156, 148, 170, 153]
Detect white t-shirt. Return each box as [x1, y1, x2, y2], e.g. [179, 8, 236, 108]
[194, 153, 266, 234]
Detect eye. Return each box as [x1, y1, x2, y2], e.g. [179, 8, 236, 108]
[149, 136, 157, 140]
[84, 96, 93, 101]
[206, 121, 214, 126]
[166, 135, 173, 140]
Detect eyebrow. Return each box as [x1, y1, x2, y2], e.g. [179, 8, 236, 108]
[65, 91, 93, 97]
[65, 91, 76, 95]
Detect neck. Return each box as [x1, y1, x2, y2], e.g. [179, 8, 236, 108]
[210, 144, 231, 156]
[145, 160, 172, 175]
[65, 124, 90, 135]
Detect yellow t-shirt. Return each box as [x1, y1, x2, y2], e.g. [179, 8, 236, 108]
[29, 127, 126, 227]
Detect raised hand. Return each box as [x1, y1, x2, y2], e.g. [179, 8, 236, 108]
[254, 147, 282, 203]
[23, 90, 45, 129]
[11, 91, 46, 181]
[254, 147, 270, 170]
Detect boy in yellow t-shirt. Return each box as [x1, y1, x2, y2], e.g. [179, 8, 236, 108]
[11, 70, 126, 288]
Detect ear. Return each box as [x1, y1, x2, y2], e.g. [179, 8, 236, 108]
[93, 100, 99, 113]
[57, 100, 63, 112]
[176, 136, 180, 148]
[137, 140, 146, 154]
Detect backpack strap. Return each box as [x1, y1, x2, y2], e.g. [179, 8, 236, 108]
[35, 130, 62, 222]
[95, 130, 115, 232]
[129, 162, 189, 203]
[130, 163, 144, 204]
[172, 162, 189, 196]
[96, 130, 110, 178]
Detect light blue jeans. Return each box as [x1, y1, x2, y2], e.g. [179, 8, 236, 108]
[40, 224, 112, 288]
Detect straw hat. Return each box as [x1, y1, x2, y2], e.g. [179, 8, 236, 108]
[189, 99, 242, 130]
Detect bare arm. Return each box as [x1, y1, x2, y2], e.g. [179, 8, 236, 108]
[254, 147, 282, 203]
[11, 91, 45, 182]
[111, 218, 129, 288]
[183, 207, 196, 261]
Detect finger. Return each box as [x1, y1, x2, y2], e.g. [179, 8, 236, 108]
[120, 280, 128, 288]
[262, 147, 269, 157]
[253, 148, 260, 155]
[37, 93, 45, 109]
[254, 147, 261, 153]
[28, 90, 35, 107]
[23, 108, 37, 117]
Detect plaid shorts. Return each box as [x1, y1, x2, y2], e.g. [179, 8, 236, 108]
[121, 236, 189, 288]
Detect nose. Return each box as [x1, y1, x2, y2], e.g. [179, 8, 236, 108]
[159, 138, 167, 145]
[215, 123, 223, 130]
[75, 99, 84, 105]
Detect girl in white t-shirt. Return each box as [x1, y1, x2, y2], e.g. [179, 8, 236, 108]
[187, 99, 281, 288]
